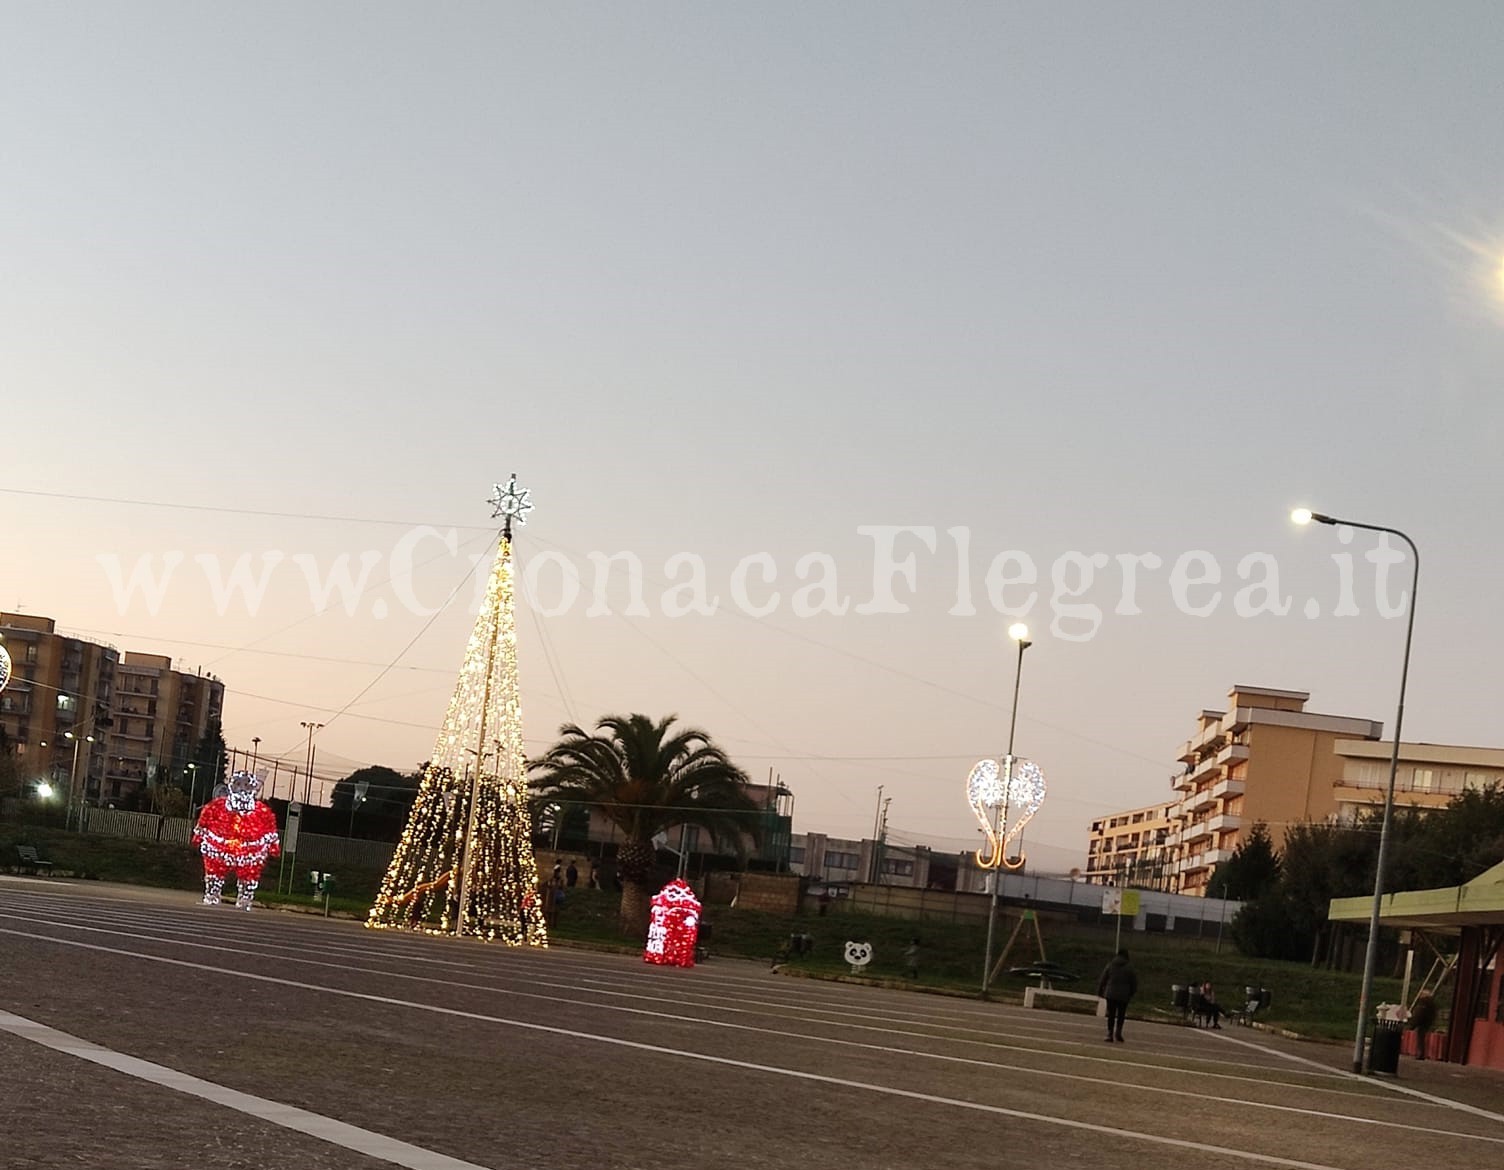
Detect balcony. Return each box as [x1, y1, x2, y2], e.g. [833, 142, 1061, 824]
[1204, 848, 1234, 866]
[1171, 769, 1195, 793]
[1180, 819, 1213, 845]
[1209, 777, 1245, 802]
[1216, 742, 1249, 766]
[1206, 812, 1242, 835]
[1189, 752, 1223, 783]
[1186, 785, 1218, 813]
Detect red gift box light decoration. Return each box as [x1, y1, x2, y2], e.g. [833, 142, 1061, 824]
[644, 878, 701, 967]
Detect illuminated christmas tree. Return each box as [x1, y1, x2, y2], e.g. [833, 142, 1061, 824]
[367, 476, 547, 945]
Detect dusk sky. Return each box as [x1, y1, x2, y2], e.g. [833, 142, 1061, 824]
[3, 4, 1501, 869]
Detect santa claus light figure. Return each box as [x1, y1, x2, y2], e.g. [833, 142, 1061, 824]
[193, 770, 280, 910]
[644, 878, 702, 967]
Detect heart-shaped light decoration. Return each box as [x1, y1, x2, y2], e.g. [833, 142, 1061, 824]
[998, 757, 1047, 870]
[968, 755, 1047, 871]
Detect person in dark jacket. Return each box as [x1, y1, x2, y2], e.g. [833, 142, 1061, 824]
[1097, 949, 1138, 1043]
[1408, 991, 1438, 1060]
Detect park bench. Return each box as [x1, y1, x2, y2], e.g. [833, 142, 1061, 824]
[1023, 986, 1107, 1016]
[1234, 987, 1272, 1026]
[14, 844, 55, 876]
[1172, 981, 1223, 1027]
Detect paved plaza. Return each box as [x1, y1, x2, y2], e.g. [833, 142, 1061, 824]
[2, 877, 1502, 1169]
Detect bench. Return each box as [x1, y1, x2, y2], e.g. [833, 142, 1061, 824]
[1024, 987, 1107, 1017]
[1172, 982, 1223, 1027]
[14, 844, 55, 876]
[1234, 987, 1272, 1026]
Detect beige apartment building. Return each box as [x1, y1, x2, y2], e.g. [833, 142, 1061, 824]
[1085, 800, 1177, 888]
[0, 613, 225, 805]
[1168, 685, 1382, 894]
[0, 613, 119, 801]
[1331, 740, 1504, 819]
[1089, 687, 1504, 895]
[107, 652, 225, 801]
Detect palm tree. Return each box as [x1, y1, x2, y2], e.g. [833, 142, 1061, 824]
[529, 714, 762, 931]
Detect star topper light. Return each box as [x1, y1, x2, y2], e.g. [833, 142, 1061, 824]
[488, 474, 533, 536]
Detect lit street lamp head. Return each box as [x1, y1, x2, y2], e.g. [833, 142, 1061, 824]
[1291, 507, 1336, 527]
[1008, 622, 1031, 646]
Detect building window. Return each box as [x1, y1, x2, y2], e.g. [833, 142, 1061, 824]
[1463, 771, 1496, 792]
[56, 694, 76, 712]
[1412, 768, 1436, 792]
[881, 859, 914, 877]
[824, 850, 860, 871]
[789, 847, 806, 864]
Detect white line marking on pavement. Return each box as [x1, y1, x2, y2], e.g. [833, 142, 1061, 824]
[0, 1009, 493, 1170]
[0, 927, 1358, 1170]
[1208, 1026, 1504, 1127]
[5, 908, 1487, 1143]
[0, 905, 1380, 1102]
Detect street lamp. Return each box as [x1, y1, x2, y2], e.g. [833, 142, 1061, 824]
[63, 731, 95, 830]
[299, 721, 325, 804]
[250, 736, 261, 771]
[186, 762, 200, 814]
[36, 782, 54, 799]
[983, 622, 1032, 994]
[1291, 506, 1419, 1074]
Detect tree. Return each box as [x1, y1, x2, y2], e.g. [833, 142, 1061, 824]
[192, 719, 229, 788]
[1207, 821, 1281, 900]
[529, 714, 762, 931]
[330, 765, 421, 819]
[0, 725, 22, 799]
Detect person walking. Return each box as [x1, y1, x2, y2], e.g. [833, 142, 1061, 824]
[566, 859, 579, 888]
[1097, 949, 1138, 1043]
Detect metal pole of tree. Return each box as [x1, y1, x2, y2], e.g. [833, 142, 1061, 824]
[1292, 509, 1419, 1075]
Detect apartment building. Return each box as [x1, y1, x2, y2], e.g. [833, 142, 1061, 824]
[1168, 685, 1382, 895]
[0, 613, 118, 800]
[107, 652, 225, 801]
[1085, 800, 1177, 888]
[1084, 691, 1504, 895]
[0, 613, 226, 804]
[790, 831, 933, 890]
[1331, 740, 1504, 819]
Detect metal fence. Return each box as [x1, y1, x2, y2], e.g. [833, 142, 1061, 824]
[70, 807, 395, 872]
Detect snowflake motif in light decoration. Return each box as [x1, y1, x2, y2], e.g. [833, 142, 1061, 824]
[0, 643, 11, 695]
[968, 755, 1047, 872]
[488, 475, 533, 529]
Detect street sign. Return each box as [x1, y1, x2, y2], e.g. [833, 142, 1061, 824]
[1101, 889, 1140, 917]
[285, 802, 302, 852]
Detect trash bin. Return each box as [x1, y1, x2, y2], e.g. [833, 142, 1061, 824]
[1369, 1019, 1403, 1075]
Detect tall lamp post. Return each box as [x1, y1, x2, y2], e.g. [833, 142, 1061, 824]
[63, 730, 95, 830]
[982, 622, 1032, 995]
[299, 721, 324, 804]
[1292, 507, 1419, 1074]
